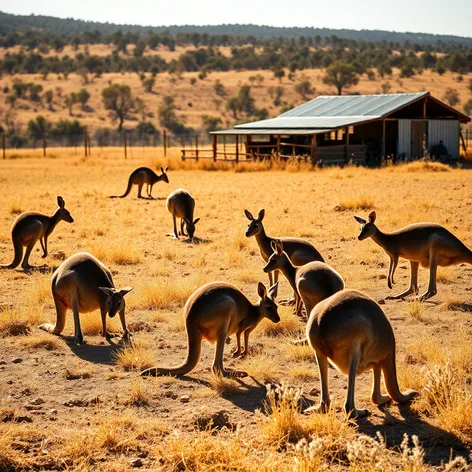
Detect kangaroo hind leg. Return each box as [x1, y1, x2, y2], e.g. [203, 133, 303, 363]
[345, 349, 369, 418]
[39, 292, 67, 335]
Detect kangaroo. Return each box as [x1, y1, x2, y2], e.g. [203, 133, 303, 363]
[354, 211, 472, 301]
[305, 289, 418, 418]
[166, 188, 200, 240]
[109, 166, 169, 199]
[1, 196, 74, 271]
[39, 252, 133, 344]
[245, 209, 324, 298]
[263, 241, 344, 317]
[141, 281, 279, 378]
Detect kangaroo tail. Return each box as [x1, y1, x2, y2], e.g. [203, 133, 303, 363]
[141, 328, 202, 377]
[382, 350, 418, 403]
[0, 238, 22, 269]
[109, 176, 133, 198]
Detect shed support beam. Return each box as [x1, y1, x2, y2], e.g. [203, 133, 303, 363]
[212, 134, 217, 162]
[382, 120, 386, 159]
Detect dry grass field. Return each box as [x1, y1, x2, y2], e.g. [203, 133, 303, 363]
[2, 67, 471, 133]
[1, 148, 472, 471]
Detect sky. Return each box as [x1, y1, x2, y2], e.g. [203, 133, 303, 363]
[2, 0, 472, 38]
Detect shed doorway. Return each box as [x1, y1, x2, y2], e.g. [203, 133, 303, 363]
[411, 120, 428, 159]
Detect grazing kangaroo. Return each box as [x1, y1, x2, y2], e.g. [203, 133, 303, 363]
[354, 211, 472, 301]
[141, 281, 279, 378]
[109, 166, 169, 199]
[1, 196, 74, 270]
[245, 209, 324, 297]
[306, 289, 418, 418]
[39, 252, 133, 344]
[167, 188, 200, 240]
[263, 241, 344, 317]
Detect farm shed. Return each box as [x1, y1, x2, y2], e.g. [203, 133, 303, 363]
[204, 92, 470, 165]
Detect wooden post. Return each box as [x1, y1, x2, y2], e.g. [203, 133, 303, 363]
[382, 120, 386, 159]
[223, 135, 226, 159]
[163, 129, 167, 157]
[43, 135, 47, 157]
[276, 135, 281, 157]
[88, 134, 92, 156]
[311, 134, 316, 162]
[235, 135, 239, 163]
[423, 98, 427, 119]
[124, 131, 127, 159]
[212, 134, 217, 162]
[345, 127, 349, 163]
[195, 134, 199, 162]
[84, 130, 88, 157]
[2, 134, 5, 159]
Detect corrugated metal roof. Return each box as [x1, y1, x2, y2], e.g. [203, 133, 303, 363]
[232, 92, 429, 131]
[212, 128, 331, 135]
[280, 92, 428, 118]
[234, 116, 376, 130]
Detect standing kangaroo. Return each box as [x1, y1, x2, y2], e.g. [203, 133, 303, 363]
[1, 196, 74, 270]
[263, 241, 344, 317]
[245, 209, 324, 297]
[354, 211, 472, 301]
[166, 188, 200, 240]
[306, 289, 418, 418]
[109, 166, 169, 199]
[39, 252, 133, 344]
[141, 281, 279, 378]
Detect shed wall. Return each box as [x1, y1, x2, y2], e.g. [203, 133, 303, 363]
[398, 119, 411, 157]
[428, 120, 460, 160]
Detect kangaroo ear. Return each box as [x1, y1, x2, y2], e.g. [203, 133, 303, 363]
[276, 241, 284, 255]
[270, 240, 277, 252]
[257, 282, 267, 300]
[57, 196, 65, 209]
[119, 287, 133, 297]
[354, 215, 367, 224]
[160, 167, 164, 173]
[368, 211, 376, 224]
[258, 209, 265, 221]
[268, 282, 278, 300]
[193, 218, 200, 225]
[244, 209, 254, 221]
[99, 287, 114, 297]
[164, 166, 168, 172]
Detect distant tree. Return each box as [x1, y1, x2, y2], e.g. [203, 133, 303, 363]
[380, 82, 391, 94]
[442, 88, 460, 107]
[64, 93, 77, 116]
[27, 115, 51, 139]
[134, 97, 147, 121]
[44, 89, 54, 108]
[6, 94, 17, 108]
[322, 62, 359, 95]
[77, 88, 91, 110]
[400, 64, 415, 78]
[226, 97, 240, 119]
[135, 121, 159, 142]
[51, 119, 86, 143]
[468, 79, 472, 94]
[12, 81, 29, 98]
[102, 84, 134, 131]
[377, 63, 392, 78]
[273, 68, 285, 83]
[134, 40, 146, 57]
[28, 84, 43, 102]
[201, 115, 222, 133]
[255, 74, 264, 87]
[435, 63, 446, 76]
[238, 85, 255, 115]
[158, 95, 189, 134]
[272, 86, 284, 106]
[142, 76, 155, 93]
[463, 99, 472, 116]
[294, 79, 315, 100]
[366, 69, 376, 81]
[77, 68, 89, 85]
[212, 79, 226, 97]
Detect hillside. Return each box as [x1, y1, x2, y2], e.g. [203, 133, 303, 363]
[1, 11, 472, 47]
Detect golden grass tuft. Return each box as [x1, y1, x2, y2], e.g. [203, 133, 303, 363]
[80, 312, 120, 336]
[88, 240, 142, 265]
[405, 300, 424, 322]
[113, 338, 155, 372]
[397, 160, 451, 173]
[8, 197, 26, 215]
[23, 274, 51, 309]
[239, 354, 281, 383]
[18, 333, 64, 350]
[208, 374, 246, 396]
[0, 307, 31, 337]
[336, 191, 375, 211]
[124, 376, 150, 406]
[285, 341, 315, 362]
[287, 364, 318, 381]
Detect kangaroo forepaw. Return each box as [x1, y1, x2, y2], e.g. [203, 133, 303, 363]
[232, 349, 241, 358]
[304, 402, 330, 415]
[419, 290, 436, 302]
[346, 408, 370, 419]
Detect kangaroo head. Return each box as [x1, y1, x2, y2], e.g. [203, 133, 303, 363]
[56, 196, 74, 223]
[354, 211, 376, 240]
[263, 240, 285, 273]
[184, 217, 200, 239]
[99, 286, 133, 318]
[257, 281, 280, 323]
[244, 209, 264, 237]
[160, 166, 169, 184]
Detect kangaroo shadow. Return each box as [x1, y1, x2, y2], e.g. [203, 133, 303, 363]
[64, 335, 126, 365]
[356, 402, 470, 466]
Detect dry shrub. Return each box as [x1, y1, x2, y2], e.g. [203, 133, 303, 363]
[208, 373, 245, 396]
[18, 333, 63, 350]
[258, 383, 356, 450]
[0, 427, 30, 470]
[9, 197, 26, 215]
[285, 341, 315, 362]
[405, 300, 424, 321]
[113, 338, 155, 371]
[0, 307, 31, 337]
[396, 160, 451, 173]
[24, 274, 51, 309]
[80, 312, 120, 336]
[336, 191, 375, 211]
[256, 307, 303, 338]
[124, 376, 149, 406]
[288, 364, 317, 381]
